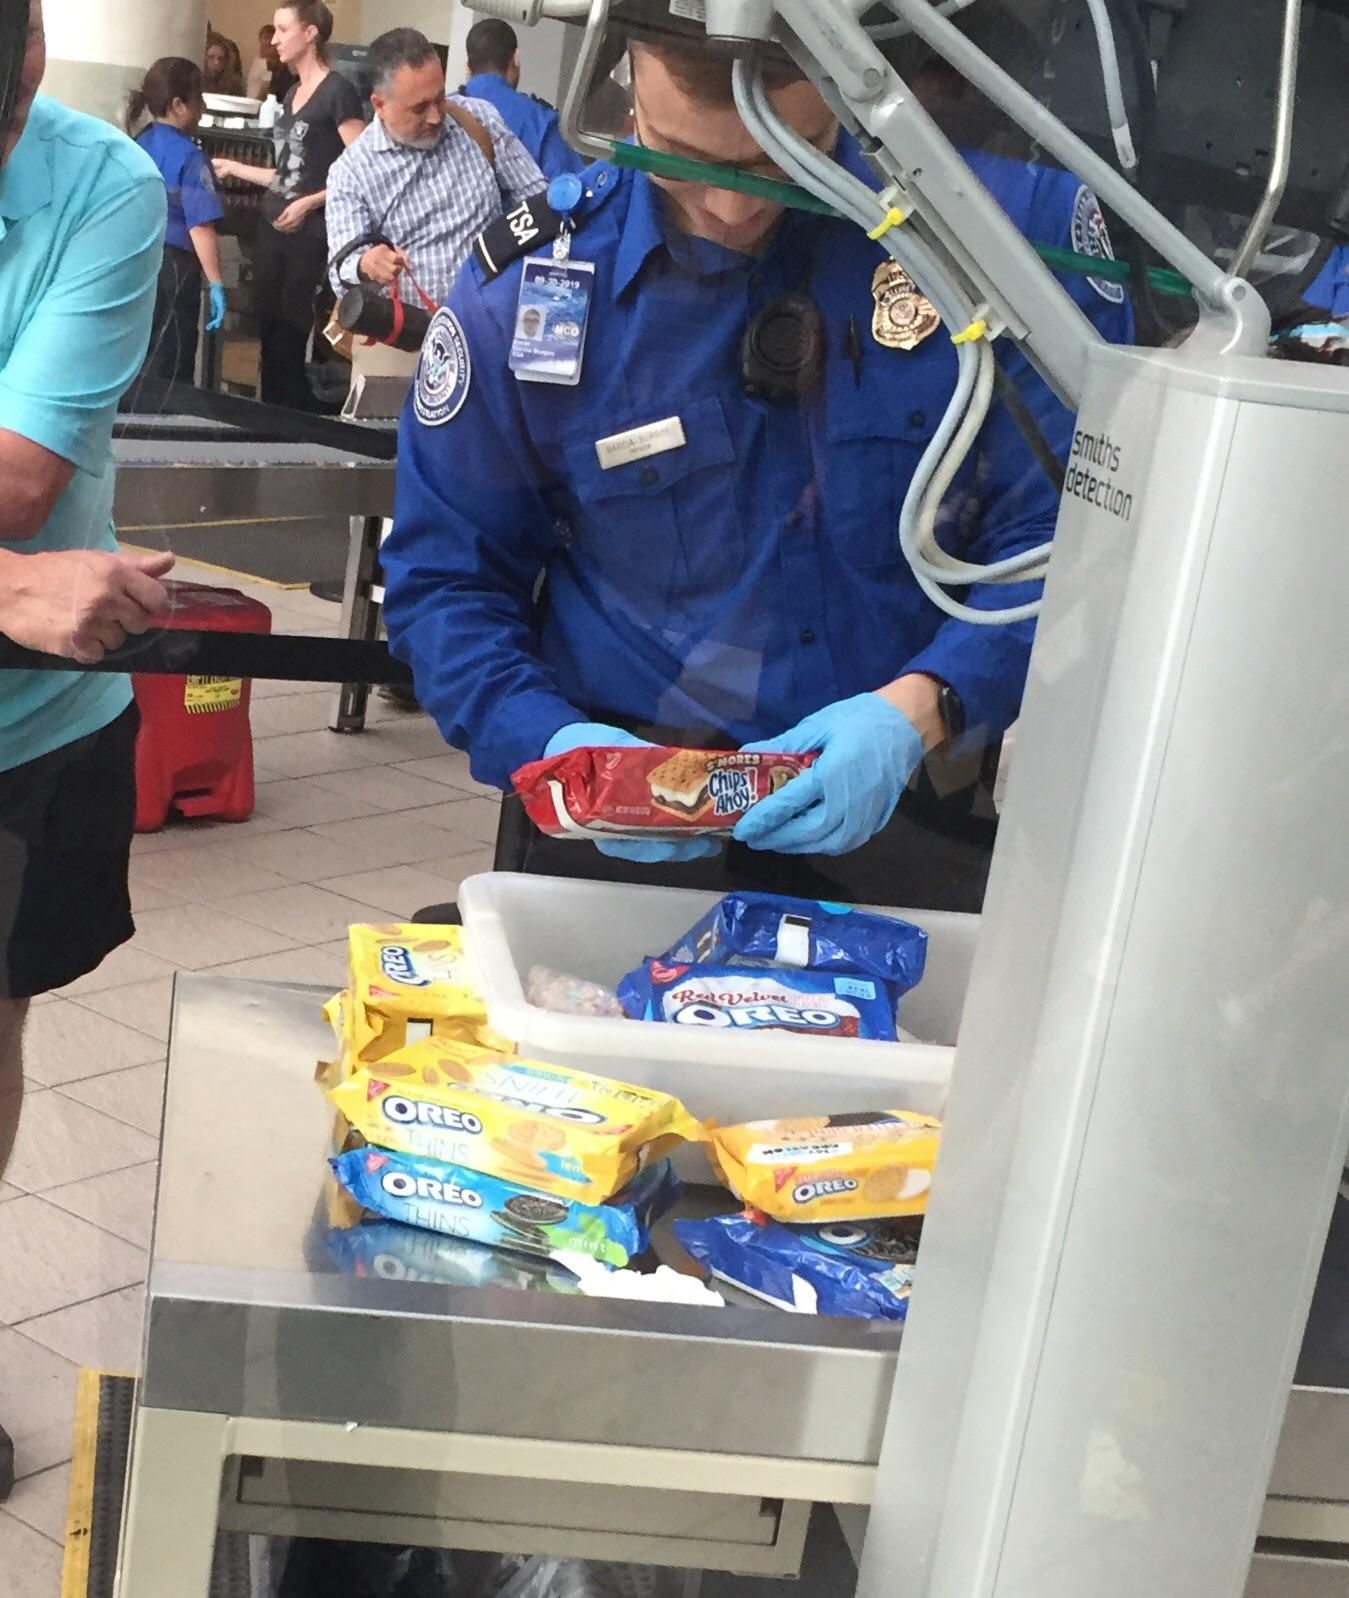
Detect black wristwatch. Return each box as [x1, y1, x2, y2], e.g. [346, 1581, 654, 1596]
[933, 677, 966, 744]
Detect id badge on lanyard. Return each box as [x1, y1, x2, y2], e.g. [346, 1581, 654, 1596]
[508, 210, 595, 388]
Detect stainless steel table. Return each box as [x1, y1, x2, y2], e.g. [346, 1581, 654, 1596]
[113, 416, 397, 527]
[115, 976, 899, 1597]
[114, 976, 1349, 1597]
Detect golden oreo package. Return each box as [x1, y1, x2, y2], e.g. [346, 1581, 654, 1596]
[338, 924, 513, 1069]
[327, 1044, 704, 1206]
[709, 1111, 941, 1223]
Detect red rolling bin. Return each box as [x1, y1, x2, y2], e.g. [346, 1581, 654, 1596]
[132, 581, 272, 833]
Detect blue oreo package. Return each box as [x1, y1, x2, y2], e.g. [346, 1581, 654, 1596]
[330, 1147, 678, 1269]
[674, 1212, 921, 1321]
[661, 892, 928, 993]
[325, 1221, 582, 1295]
[617, 961, 900, 1041]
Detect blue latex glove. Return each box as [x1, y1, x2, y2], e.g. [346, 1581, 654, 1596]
[543, 723, 722, 863]
[733, 693, 925, 857]
[206, 282, 228, 332]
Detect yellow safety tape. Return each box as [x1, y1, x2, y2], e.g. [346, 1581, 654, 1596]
[116, 544, 310, 592]
[60, 1368, 104, 1598]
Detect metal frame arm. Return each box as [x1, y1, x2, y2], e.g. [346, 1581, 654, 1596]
[494, 0, 1277, 406]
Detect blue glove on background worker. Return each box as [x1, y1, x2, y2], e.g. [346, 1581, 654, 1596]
[206, 282, 228, 333]
[543, 725, 722, 863]
[734, 694, 926, 857]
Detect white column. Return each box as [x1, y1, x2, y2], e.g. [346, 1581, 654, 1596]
[43, 0, 209, 125]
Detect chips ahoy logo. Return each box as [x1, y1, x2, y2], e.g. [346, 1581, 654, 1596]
[708, 767, 754, 817]
[379, 945, 427, 987]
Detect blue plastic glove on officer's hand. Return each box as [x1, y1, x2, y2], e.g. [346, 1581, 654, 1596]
[206, 282, 228, 333]
[733, 693, 926, 857]
[543, 723, 722, 863]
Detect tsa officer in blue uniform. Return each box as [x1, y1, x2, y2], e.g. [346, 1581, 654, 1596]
[130, 56, 228, 384]
[1303, 246, 1349, 318]
[462, 15, 584, 178]
[385, 33, 1133, 911]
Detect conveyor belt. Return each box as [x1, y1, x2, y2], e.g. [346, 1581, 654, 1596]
[111, 421, 397, 531]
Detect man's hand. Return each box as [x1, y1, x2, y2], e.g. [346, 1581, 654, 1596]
[211, 157, 238, 182]
[273, 196, 319, 234]
[359, 245, 411, 286]
[0, 549, 176, 665]
[733, 682, 937, 857]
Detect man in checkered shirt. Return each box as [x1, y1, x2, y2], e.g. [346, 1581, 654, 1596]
[327, 27, 547, 309]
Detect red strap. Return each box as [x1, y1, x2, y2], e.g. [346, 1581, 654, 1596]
[363, 265, 438, 347]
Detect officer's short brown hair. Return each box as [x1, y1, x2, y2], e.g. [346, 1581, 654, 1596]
[630, 38, 805, 106]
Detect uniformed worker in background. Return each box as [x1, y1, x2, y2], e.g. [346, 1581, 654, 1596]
[0, 0, 170, 1498]
[384, 17, 1133, 913]
[461, 16, 585, 179]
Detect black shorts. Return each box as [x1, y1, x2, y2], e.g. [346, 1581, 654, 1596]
[0, 704, 139, 1001]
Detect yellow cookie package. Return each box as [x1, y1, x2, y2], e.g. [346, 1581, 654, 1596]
[709, 1111, 942, 1223]
[325, 924, 513, 1073]
[327, 1040, 704, 1206]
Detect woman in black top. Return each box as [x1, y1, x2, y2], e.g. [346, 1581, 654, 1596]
[212, 2, 363, 410]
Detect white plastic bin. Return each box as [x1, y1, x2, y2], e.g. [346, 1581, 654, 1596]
[458, 874, 979, 1131]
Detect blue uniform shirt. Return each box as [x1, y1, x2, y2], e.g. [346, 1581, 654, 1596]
[385, 142, 1133, 792]
[463, 72, 584, 178]
[1304, 246, 1349, 318]
[0, 98, 166, 773]
[135, 121, 224, 253]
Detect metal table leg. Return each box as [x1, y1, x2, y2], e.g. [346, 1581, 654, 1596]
[329, 514, 385, 734]
[114, 1407, 230, 1598]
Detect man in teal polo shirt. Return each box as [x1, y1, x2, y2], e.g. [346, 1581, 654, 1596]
[0, 3, 171, 1481]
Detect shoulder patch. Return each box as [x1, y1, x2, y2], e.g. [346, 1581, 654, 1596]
[1071, 185, 1126, 306]
[414, 308, 472, 428]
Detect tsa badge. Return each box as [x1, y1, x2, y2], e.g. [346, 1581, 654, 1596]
[871, 262, 940, 351]
[1071, 184, 1126, 306]
[414, 308, 472, 427]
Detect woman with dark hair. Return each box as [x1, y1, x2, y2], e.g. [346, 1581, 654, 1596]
[211, 2, 364, 409]
[128, 57, 227, 384]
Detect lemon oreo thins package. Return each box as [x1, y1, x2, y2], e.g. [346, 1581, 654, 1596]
[328, 1045, 704, 1206]
[709, 1111, 942, 1223]
[331, 925, 513, 1072]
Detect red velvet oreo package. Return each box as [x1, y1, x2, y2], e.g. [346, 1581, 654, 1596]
[616, 961, 900, 1042]
[511, 747, 817, 840]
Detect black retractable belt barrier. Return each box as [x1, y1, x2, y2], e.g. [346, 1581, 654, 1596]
[0, 632, 413, 686]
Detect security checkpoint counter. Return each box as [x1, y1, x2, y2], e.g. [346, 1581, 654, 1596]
[114, 971, 1349, 1597]
[114, 972, 898, 1597]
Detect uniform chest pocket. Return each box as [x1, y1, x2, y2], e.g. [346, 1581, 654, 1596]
[562, 395, 741, 604]
[822, 390, 940, 572]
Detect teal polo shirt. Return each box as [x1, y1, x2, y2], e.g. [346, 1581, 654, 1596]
[0, 95, 166, 773]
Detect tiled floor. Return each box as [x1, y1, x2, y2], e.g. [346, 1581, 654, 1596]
[0, 572, 498, 1587]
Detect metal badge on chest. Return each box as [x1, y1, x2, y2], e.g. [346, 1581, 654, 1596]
[871, 262, 941, 351]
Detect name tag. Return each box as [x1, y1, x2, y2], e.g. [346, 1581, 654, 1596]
[595, 416, 687, 471]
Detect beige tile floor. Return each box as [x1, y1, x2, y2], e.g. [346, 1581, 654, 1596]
[0, 574, 499, 1589]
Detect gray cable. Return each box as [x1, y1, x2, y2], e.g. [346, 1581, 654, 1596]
[1083, 0, 1138, 178]
[736, 62, 1049, 621]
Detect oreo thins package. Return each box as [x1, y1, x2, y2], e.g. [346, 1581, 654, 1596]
[674, 1211, 921, 1321]
[509, 257, 595, 386]
[330, 1147, 678, 1269]
[662, 892, 928, 993]
[617, 960, 900, 1041]
[325, 1221, 582, 1295]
